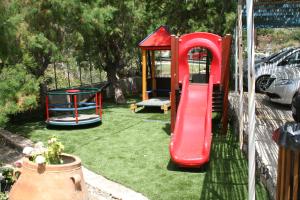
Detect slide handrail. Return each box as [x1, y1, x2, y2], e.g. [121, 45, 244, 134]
[172, 74, 189, 138]
[204, 75, 213, 151]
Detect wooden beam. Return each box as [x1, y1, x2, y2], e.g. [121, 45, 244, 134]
[280, 147, 286, 200]
[142, 49, 148, 100]
[293, 151, 299, 200]
[221, 34, 232, 135]
[276, 146, 283, 200]
[284, 149, 292, 199]
[151, 51, 157, 97]
[171, 35, 179, 132]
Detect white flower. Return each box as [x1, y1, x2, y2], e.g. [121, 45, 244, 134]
[22, 147, 33, 156]
[34, 142, 44, 149]
[0, 173, 4, 181]
[35, 155, 46, 164]
[32, 147, 47, 155]
[48, 137, 57, 144]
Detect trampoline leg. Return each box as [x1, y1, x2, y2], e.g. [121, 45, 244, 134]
[99, 93, 102, 117]
[74, 95, 78, 124]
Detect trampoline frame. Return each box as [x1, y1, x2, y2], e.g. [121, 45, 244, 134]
[45, 88, 102, 126]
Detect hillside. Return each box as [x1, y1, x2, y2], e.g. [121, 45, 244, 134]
[256, 28, 300, 54]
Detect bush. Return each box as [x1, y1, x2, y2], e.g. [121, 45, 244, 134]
[0, 167, 14, 192]
[0, 192, 8, 200]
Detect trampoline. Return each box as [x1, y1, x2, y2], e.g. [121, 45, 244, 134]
[45, 88, 103, 126]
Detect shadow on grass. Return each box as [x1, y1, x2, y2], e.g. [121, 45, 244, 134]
[162, 123, 171, 136]
[199, 130, 248, 199]
[164, 114, 268, 199]
[103, 103, 130, 110]
[167, 160, 208, 173]
[135, 107, 165, 114]
[199, 120, 269, 199]
[7, 118, 102, 137]
[6, 121, 45, 138]
[199, 116, 249, 199]
[46, 121, 102, 130]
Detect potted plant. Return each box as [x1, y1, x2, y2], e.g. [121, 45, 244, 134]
[9, 136, 88, 200]
[0, 164, 14, 200]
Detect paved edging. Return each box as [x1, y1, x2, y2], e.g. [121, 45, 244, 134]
[0, 129, 149, 200]
[83, 167, 148, 200]
[0, 129, 34, 151]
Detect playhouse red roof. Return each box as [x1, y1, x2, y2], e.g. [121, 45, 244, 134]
[139, 26, 171, 50]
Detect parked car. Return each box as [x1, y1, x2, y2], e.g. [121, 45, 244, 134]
[265, 49, 300, 104]
[188, 48, 207, 61]
[244, 47, 299, 92]
[191, 51, 207, 60]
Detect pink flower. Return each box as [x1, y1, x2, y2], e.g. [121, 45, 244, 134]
[14, 159, 23, 168]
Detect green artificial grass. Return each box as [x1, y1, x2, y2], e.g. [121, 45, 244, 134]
[8, 99, 269, 200]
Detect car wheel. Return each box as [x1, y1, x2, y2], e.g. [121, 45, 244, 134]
[255, 75, 270, 93]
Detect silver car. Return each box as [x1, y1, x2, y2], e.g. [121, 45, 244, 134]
[265, 50, 300, 104]
[244, 47, 300, 92]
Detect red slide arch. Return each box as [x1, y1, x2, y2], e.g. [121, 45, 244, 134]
[178, 32, 222, 84]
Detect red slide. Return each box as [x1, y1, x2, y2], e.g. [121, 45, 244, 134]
[169, 32, 222, 167]
[169, 75, 213, 167]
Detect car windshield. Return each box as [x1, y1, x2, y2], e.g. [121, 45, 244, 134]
[267, 49, 294, 63]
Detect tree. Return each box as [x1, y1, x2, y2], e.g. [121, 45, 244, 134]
[0, 0, 78, 126]
[0, 0, 237, 126]
[75, 0, 148, 103]
[0, 64, 40, 125]
[144, 0, 236, 35]
[0, 1, 39, 126]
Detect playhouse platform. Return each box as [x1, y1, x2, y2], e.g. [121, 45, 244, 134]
[230, 92, 293, 199]
[130, 98, 170, 113]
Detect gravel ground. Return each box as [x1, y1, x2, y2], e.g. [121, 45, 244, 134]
[0, 137, 22, 165]
[86, 183, 120, 200]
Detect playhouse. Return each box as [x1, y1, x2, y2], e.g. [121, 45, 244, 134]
[130, 26, 172, 113]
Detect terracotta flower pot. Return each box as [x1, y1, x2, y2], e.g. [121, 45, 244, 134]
[9, 153, 88, 200]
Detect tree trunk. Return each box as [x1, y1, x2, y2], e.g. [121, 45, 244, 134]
[106, 67, 126, 104]
[34, 58, 50, 114]
[39, 82, 47, 113]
